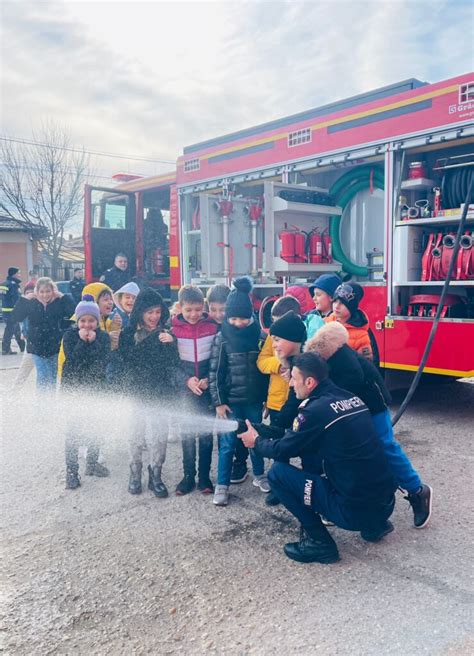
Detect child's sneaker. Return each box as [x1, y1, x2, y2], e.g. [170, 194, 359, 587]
[176, 475, 196, 496]
[253, 475, 270, 493]
[230, 463, 248, 484]
[213, 485, 229, 506]
[66, 468, 81, 490]
[198, 477, 214, 494]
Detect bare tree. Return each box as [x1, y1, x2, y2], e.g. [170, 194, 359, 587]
[0, 122, 92, 277]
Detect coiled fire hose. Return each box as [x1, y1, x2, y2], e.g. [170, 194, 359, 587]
[391, 177, 473, 427]
[329, 167, 385, 276]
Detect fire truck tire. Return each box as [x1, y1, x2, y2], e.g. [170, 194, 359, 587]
[329, 167, 384, 277]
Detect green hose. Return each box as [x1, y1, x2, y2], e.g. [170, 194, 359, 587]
[329, 167, 385, 277]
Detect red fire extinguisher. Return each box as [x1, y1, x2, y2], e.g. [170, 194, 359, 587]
[309, 229, 323, 264]
[151, 248, 165, 274]
[280, 227, 296, 263]
[321, 229, 332, 263]
[279, 225, 307, 263]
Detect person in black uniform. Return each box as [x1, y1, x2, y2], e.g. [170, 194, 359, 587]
[100, 253, 131, 292]
[239, 352, 396, 564]
[1, 267, 25, 355]
[69, 268, 85, 304]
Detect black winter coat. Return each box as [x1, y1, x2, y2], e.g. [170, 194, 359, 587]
[118, 326, 184, 402]
[11, 295, 76, 357]
[326, 344, 390, 415]
[209, 320, 268, 407]
[61, 328, 110, 390]
[69, 278, 85, 304]
[100, 266, 131, 292]
[254, 379, 396, 514]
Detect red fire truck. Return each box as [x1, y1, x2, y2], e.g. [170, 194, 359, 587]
[84, 72, 474, 378]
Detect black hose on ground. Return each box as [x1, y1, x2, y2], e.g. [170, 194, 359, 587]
[391, 177, 473, 427]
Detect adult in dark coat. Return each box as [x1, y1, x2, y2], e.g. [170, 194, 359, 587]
[1, 267, 25, 355]
[100, 253, 131, 291]
[239, 352, 397, 564]
[11, 277, 75, 389]
[305, 321, 432, 529]
[118, 288, 183, 498]
[69, 269, 85, 304]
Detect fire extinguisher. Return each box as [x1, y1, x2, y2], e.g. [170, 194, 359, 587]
[151, 248, 164, 274]
[280, 227, 296, 263]
[309, 229, 323, 264]
[321, 229, 332, 263]
[294, 231, 307, 263]
[279, 225, 307, 263]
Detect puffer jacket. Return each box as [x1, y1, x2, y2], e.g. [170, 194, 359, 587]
[61, 327, 110, 390]
[171, 313, 219, 379]
[257, 334, 289, 411]
[305, 321, 390, 415]
[325, 310, 373, 360]
[11, 295, 76, 357]
[209, 319, 268, 407]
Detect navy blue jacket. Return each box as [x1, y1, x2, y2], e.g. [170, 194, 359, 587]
[0, 276, 21, 313]
[254, 379, 396, 510]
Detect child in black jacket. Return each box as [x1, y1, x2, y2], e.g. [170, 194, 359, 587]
[61, 295, 111, 489]
[119, 288, 183, 498]
[209, 277, 268, 506]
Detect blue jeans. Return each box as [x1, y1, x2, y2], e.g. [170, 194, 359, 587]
[32, 354, 58, 390]
[372, 410, 421, 494]
[268, 461, 395, 533]
[218, 403, 264, 486]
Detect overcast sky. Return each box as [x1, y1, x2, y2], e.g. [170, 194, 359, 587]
[1, 0, 473, 182]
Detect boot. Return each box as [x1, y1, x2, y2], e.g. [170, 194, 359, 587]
[128, 463, 142, 495]
[65, 467, 81, 490]
[85, 447, 110, 477]
[148, 465, 168, 498]
[176, 474, 196, 496]
[360, 520, 394, 543]
[284, 525, 340, 564]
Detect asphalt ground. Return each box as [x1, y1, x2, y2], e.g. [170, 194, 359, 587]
[0, 351, 473, 655]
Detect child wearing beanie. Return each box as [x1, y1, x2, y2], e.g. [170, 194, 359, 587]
[61, 295, 111, 489]
[209, 277, 269, 506]
[325, 282, 375, 361]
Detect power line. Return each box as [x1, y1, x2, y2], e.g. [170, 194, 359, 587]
[0, 135, 176, 165]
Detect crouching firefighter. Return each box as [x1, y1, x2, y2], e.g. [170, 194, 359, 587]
[238, 352, 397, 564]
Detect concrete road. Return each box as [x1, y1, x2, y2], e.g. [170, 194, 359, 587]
[0, 361, 473, 655]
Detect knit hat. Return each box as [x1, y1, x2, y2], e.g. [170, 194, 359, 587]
[270, 311, 307, 343]
[129, 288, 169, 329]
[308, 274, 342, 298]
[8, 267, 19, 277]
[333, 282, 364, 316]
[225, 276, 254, 319]
[24, 280, 36, 293]
[75, 294, 100, 322]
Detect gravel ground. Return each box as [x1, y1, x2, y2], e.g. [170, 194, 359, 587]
[0, 362, 473, 655]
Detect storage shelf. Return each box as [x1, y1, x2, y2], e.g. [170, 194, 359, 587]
[393, 280, 474, 287]
[273, 257, 340, 275]
[400, 178, 435, 191]
[395, 215, 474, 227]
[273, 197, 342, 218]
[186, 229, 201, 235]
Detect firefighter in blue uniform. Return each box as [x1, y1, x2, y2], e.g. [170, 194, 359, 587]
[1, 267, 25, 355]
[239, 352, 396, 564]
